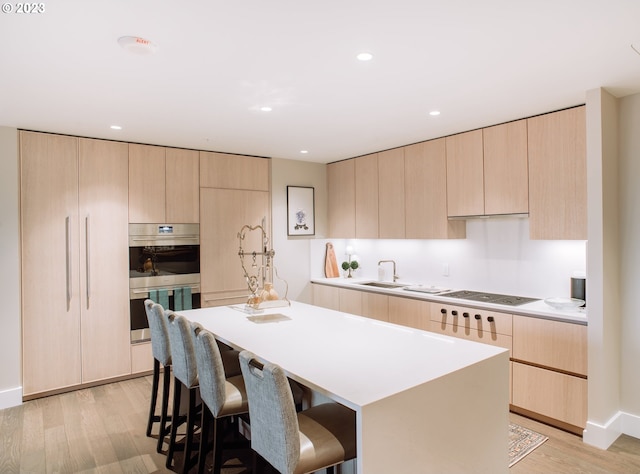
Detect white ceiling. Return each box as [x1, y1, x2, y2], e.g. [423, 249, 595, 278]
[1, 0, 639, 163]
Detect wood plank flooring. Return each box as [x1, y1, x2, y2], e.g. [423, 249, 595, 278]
[1, 375, 639, 473]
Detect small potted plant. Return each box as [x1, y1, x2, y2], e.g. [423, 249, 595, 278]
[342, 259, 359, 278]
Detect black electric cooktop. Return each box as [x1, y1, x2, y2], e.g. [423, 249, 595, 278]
[439, 290, 538, 307]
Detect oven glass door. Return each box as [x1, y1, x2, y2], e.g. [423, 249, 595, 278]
[130, 291, 201, 343]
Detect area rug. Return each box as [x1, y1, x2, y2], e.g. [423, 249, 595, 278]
[509, 423, 548, 467]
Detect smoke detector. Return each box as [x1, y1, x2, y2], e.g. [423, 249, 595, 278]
[117, 36, 157, 55]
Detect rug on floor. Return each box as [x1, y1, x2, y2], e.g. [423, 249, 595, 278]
[509, 422, 548, 467]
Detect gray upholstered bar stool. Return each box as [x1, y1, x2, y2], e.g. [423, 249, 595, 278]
[239, 351, 357, 474]
[144, 299, 173, 453]
[193, 324, 250, 474]
[166, 310, 201, 473]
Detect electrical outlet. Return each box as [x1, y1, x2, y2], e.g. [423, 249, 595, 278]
[442, 263, 449, 277]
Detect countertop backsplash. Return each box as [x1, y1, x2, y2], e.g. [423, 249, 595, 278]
[310, 218, 586, 301]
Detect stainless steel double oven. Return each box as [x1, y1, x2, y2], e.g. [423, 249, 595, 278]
[129, 223, 200, 343]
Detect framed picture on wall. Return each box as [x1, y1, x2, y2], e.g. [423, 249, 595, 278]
[287, 186, 315, 236]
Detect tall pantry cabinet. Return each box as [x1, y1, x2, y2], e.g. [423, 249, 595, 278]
[20, 131, 130, 397]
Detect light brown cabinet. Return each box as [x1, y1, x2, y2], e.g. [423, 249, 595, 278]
[21, 132, 130, 396]
[512, 315, 587, 432]
[405, 139, 465, 239]
[527, 106, 586, 240]
[483, 119, 529, 215]
[378, 148, 405, 238]
[388, 296, 430, 331]
[446, 129, 485, 217]
[199, 153, 270, 307]
[355, 153, 379, 238]
[129, 144, 199, 224]
[327, 159, 355, 238]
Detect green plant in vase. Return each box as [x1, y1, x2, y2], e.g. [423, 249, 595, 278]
[342, 259, 359, 278]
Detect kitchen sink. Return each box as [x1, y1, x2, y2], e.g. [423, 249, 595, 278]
[357, 281, 409, 289]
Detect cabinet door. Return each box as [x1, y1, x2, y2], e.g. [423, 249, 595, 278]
[129, 144, 166, 223]
[378, 148, 405, 238]
[361, 292, 389, 322]
[527, 106, 587, 239]
[21, 131, 82, 395]
[405, 139, 465, 239]
[388, 296, 430, 331]
[312, 284, 340, 311]
[446, 129, 484, 217]
[327, 160, 355, 238]
[200, 151, 269, 191]
[78, 138, 131, 382]
[355, 154, 378, 238]
[200, 188, 270, 300]
[339, 288, 363, 315]
[483, 119, 529, 215]
[166, 147, 199, 223]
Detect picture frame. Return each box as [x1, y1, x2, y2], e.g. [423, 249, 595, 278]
[287, 186, 315, 236]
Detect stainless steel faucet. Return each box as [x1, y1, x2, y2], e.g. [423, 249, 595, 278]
[378, 260, 399, 282]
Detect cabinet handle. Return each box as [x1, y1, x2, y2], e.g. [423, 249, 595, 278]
[65, 216, 72, 311]
[452, 310, 458, 316]
[487, 316, 495, 323]
[440, 308, 447, 315]
[463, 312, 469, 318]
[85, 215, 91, 308]
[474, 314, 481, 320]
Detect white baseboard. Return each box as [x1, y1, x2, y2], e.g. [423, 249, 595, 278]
[583, 411, 640, 449]
[0, 386, 22, 410]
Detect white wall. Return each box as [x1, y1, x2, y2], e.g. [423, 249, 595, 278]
[0, 127, 22, 408]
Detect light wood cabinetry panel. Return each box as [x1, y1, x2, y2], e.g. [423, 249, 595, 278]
[21, 132, 130, 396]
[21, 132, 82, 395]
[446, 129, 484, 217]
[430, 303, 513, 337]
[131, 342, 154, 374]
[78, 138, 131, 383]
[339, 288, 363, 315]
[512, 362, 587, 429]
[128, 144, 166, 223]
[388, 296, 430, 331]
[327, 160, 355, 238]
[165, 148, 199, 223]
[199, 151, 269, 191]
[512, 315, 587, 376]
[527, 106, 587, 239]
[378, 148, 405, 238]
[483, 119, 529, 215]
[355, 153, 378, 238]
[200, 188, 269, 298]
[405, 139, 465, 239]
[312, 283, 340, 311]
[361, 292, 389, 322]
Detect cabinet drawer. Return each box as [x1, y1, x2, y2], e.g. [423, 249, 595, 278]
[512, 362, 587, 429]
[431, 303, 512, 336]
[202, 291, 248, 308]
[131, 342, 154, 374]
[513, 315, 587, 376]
[430, 322, 512, 352]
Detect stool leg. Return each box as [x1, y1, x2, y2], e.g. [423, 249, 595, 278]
[146, 358, 160, 437]
[180, 387, 198, 474]
[156, 364, 172, 453]
[198, 404, 212, 474]
[166, 377, 183, 469]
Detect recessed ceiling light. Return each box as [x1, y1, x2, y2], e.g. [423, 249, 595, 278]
[300, 150, 309, 154]
[117, 36, 157, 55]
[429, 110, 441, 116]
[260, 106, 273, 112]
[356, 52, 373, 61]
[110, 125, 122, 130]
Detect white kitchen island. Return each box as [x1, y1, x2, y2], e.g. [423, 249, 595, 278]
[180, 301, 509, 474]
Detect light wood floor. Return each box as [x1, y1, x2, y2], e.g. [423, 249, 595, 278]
[1, 375, 639, 473]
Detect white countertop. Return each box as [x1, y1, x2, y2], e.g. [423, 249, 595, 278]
[311, 277, 588, 324]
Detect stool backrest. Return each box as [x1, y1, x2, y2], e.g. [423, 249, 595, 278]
[193, 324, 227, 416]
[166, 310, 198, 387]
[144, 299, 171, 366]
[239, 351, 300, 474]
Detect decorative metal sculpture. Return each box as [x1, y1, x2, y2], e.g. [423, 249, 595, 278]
[238, 221, 289, 311]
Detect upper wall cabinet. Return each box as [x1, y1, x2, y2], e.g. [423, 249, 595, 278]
[378, 148, 406, 238]
[128, 144, 199, 223]
[445, 129, 485, 217]
[327, 159, 356, 238]
[200, 151, 269, 191]
[527, 106, 587, 240]
[355, 153, 379, 239]
[405, 139, 465, 239]
[483, 119, 529, 215]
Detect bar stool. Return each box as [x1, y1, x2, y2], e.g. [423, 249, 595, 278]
[144, 299, 173, 453]
[239, 351, 357, 474]
[193, 324, 250, 474]
[165, 310, 201, 473]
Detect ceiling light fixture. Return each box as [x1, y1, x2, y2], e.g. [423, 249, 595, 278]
[110, 125, 122, 130]
[260, 106, 273, 112]
[117, 36, 157, 55]
[356, 52, 373, 61]
[429, 110, 441, 116]
[300, 150, 309, 154]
